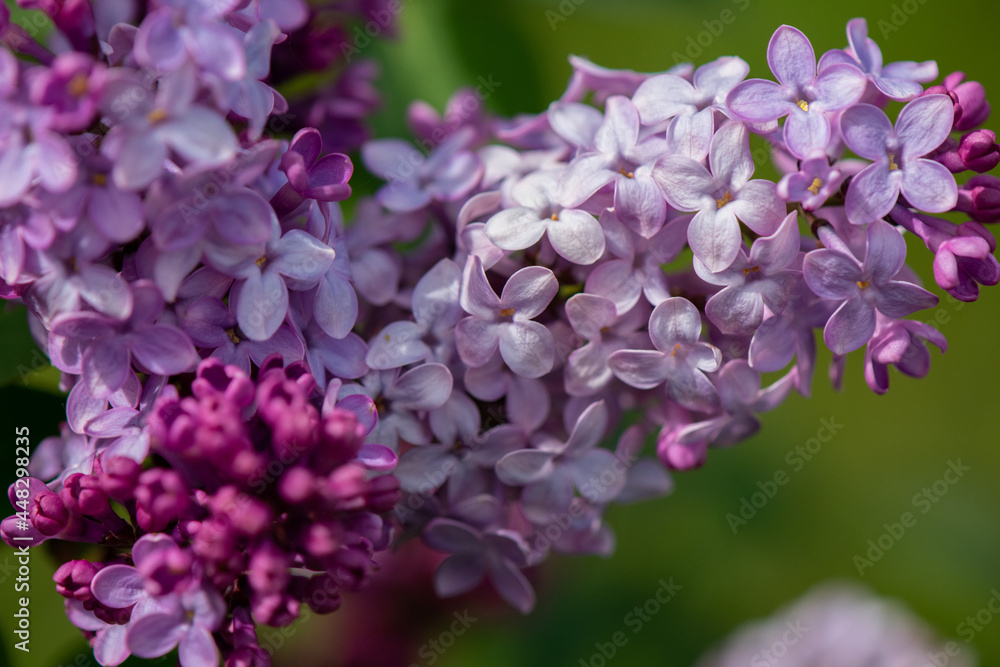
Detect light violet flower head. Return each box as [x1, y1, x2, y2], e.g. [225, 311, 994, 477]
[726, 25, 867, 158]
[842, 95, 957, 224]
[652, 122, 785, 272]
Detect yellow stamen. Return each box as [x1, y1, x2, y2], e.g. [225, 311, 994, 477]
[499, 308, 516, 317]
[255, 256, 267, 267]
[68, 73, 89, 98]
[742, 265, 761, 276]
[384, 334, 391, 341]
[550, 213, 559, 221]
[618, 167, 634, 179]
[856, 280, 871, 290]
[147, 108, 168, 124]
[670, 343, 682, 356]
[887, 152, 899, 171]
[797, 99, 809, 112]
[226, 328, 240, 344]
[807, 177, 823, 195]
[92, 173, 107, 187]
[716, 191, 733, 209]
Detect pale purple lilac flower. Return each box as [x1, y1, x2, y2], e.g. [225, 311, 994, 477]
[841, 94, 957, 224]
[726, 25, 867, 158]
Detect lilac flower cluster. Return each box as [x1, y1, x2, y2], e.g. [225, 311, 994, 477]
[1, 10, 998, 666]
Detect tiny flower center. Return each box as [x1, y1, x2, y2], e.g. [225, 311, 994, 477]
[147, 108, 169, 124]
[92, 173, 107, 187]
[618, 167, 634, 179]
[226, 328, 240, 344]
[68, 73, 89, 98]
[256, 256, 267, 268]
[716, 191, 733, 209]
[807, 177, 823, 195]
[670, 343, 682, 356]
[499, 307, 516, 317]
[550, 213, 559, 221]
[797, 99, 809, 112]
[742, 265, 761, 276]
[887, 152, 900, 171]
[856, 280, 871, 290]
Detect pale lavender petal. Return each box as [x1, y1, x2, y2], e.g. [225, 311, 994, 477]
[900, 159, 957, 213]
[366, 321, 429, 369]
[648, 296, 703, 349]
[500, 266, 558, 319]
[434, 554, 485, 597]
[83, 336, 130, 399]
[520, 473, 573, 523]
[487, 560, 535, 614]
[499, 320, 555, 378]
[236, 269, 288, 341]
[688, 205, 741, 272]
[111, 130, 167, 190]
[351, 247, 400, 306]
[594, 96, 639, 157]
[126, 613, 185, 658]
[548, 102, 603, 149]
[413, 258, 462, 328]
[564, 399, 607, 452]
[566, 293, 617, 340]
[614, 170, 667, 239]
[178, 627, 220, 667]
[710, 122, 753, 188]
[650, 156, 714, 211]
[896, 94, 955, 160]
[803, 249, 862, 299]
[706, 286, 764, 335]
[90, 564, 146, 607]
[767, 25, 815, 88]
[665, 109, 714, 161]
[569, 448, 626, 503]
[485, 208, 546, 251]
[395, 447, 455, 492]
[585, 260, 641, 315]
[559, 154, 616, 208]
[841, 103, 893, 160]
[88, 187, 144, 243]
[129, 325, 197, 375]
[783, 109, 830, 158]
[632, 74, 698, 124]
[424, 518, 482, 554]
[749, 317, 797, 372]
[158, 107, 238, 168]
[390, 363, 453, 411]
[810, 63, 866, 111]
[750, 211, 800, 272]
[270, 231, 334, 282]
[726, 79, 794, 123]
[455, 317, 501, 368]
[845, 163, 899, 224]
[864, 219, 907, 283]
[76, 265, 133, 320]
[496, 450, 557, 486]
[94, 624, 130, 667]
[506, 376, 550, 433]
[460, 256, 501, 319]
[607, 349, 668, 389]
[873, 282, 938, 318]
[824, 298, 877, 354]
[546, 208, 606, 264]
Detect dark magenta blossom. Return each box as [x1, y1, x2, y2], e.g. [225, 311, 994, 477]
[956, 174, 1000, 222]
[27, 52, 106, 132]
[842, 95, 958, 224]
[276, 127, 353, 205]
[924, 71, 991, 131]
[803, 219, 938, 354]
[726, 25, 866, 158]
[864, 313, 947, 395]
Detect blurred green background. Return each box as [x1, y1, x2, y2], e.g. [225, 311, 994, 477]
[2, 0, 1000, 665]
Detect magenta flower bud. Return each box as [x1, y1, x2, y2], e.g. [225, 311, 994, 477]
[91, 603, 132, 626]
[364, 474, 401, 513]
[278, 467, 317, 504]
[59, 473, 109, 517]
[138, 546, 195, 596]
[208, 487, 272, 537]
[248, 541, 289, 596]
[957, 175, 1000, 222]
[314, 410, 365, 473]
[296, 573, 342, 614]
[135, 469, 191, 533]
[251, 592, 300, 627]
[322, 465, 368, 511]
[947, 72, 991, 130]
[99, 457, 142, 503]
[31, 491, 70, 536]
[958, 130, 1000, 173]
[53, 560, 99, 601]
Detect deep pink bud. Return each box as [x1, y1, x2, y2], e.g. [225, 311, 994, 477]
[31, 491, 69, 536]
[958, 130, 1000, 172]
